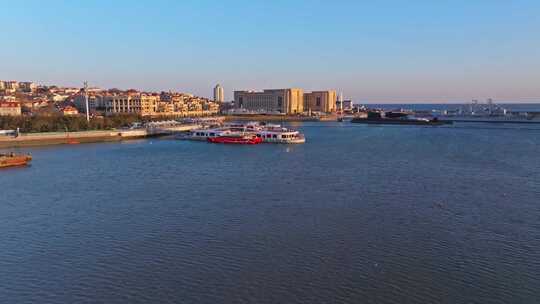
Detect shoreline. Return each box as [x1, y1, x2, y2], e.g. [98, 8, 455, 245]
[0, 117, 333, 148]
[0, 130, 155, 148]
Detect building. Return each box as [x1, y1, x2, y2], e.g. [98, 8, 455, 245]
[61, 106, 79, 116]
[234, 88, 304, 114]
[103, 94, 158, 116]
[213, 84, 224, 103]
[73, 93, 104, 113]
[18, 82, 37, 92]
[140, 95, 159, 116]
[104, 95, 141, 115]
[339, 100, 353, 111]
[304, 90, 337, 113]
[0, 81, 5, 90]
[0, 102, 22, 116]
[3, 81, 18, 93]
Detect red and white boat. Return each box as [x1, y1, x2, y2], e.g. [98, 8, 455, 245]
[207, 133, 263, 144]
[181, 122, 305, 144]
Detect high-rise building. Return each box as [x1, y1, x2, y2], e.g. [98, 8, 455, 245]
[234, 88, 304, 114]
[304, 90, 337, 113]
[213, 84, 224, 103]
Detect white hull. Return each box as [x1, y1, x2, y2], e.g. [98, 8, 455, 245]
[178, 122, 306, 144]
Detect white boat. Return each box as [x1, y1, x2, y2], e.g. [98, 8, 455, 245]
[178, 122, 306, 144]
[254, 124, 306, 144]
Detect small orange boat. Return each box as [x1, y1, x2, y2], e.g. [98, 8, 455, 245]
[0, 153, 32, 168]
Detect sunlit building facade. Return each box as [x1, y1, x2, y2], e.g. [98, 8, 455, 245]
[304, 90, 337, 113]
[234, 88, 304, 114]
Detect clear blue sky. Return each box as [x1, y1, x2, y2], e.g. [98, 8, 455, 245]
[1, 0, 539, 103]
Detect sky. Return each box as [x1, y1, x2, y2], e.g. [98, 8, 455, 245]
[1, 0, 539, 103]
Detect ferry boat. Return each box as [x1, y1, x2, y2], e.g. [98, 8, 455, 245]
[254, 124, 306, 144]
[0, 153, 32, 168]
[207, 134, 262, 144]
[180, 122, 306, 144]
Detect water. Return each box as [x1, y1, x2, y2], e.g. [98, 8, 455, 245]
[365, 103, 540, 112]
[1, 122, 540, 303]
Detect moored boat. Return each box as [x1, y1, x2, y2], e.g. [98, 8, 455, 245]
[254, 124, 306, 144]
[180, 122, 306, 144]
[207, 133, 263, 144]
[0, 153, 32, 168]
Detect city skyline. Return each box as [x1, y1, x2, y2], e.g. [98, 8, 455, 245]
[1, 1, 540, 103]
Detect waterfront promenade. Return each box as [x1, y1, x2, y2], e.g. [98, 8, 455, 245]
[0, 124, 199, 148]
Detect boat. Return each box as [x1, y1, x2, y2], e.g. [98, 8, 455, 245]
[254, 124, 306, 144]
[0, 153, 32, 168]
[180, 122, 306, 144]
[207, 133, 263, 144]
[436, 99, 540, 124]
[351, 111, 452, 126]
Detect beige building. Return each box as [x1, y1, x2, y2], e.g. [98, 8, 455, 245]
[0, 102, 22, 116]
[304, 90, 337, 113]
[3, 81, 18, 93]
[234, 88, 304, 114]
[104, 94, 158, 116]
[141, 95, 158, 116]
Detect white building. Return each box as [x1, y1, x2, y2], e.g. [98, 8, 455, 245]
[213, 84, 224, 103]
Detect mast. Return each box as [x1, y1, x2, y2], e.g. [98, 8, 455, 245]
[84, 81, 90, 122]
[339, 92, 344, 112]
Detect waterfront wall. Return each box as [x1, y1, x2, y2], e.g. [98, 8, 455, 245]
[0, 123, 203, 148]
[0, 130, 123, 148]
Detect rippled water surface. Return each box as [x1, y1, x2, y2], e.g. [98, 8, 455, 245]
[1, 122, 540, 303]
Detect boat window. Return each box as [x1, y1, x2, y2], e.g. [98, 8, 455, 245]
[210, 133, 215, 136]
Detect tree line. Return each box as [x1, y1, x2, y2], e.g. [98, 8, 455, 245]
[0, 114, 143, 133]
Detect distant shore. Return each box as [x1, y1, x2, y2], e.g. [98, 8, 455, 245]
[0, 116, 339, 148]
